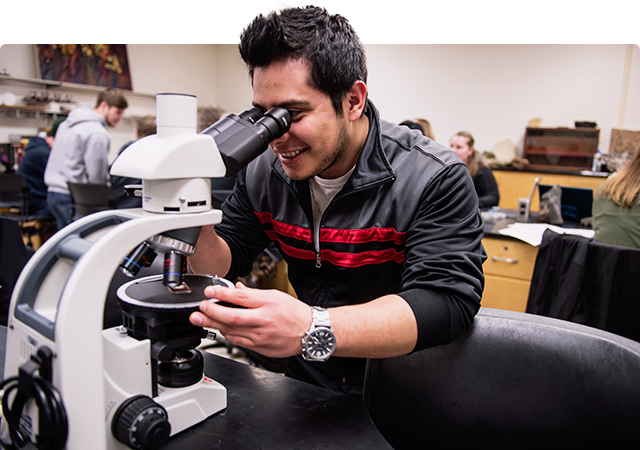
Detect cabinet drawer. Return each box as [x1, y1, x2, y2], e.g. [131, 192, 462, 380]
[482, 237, 539, 280]
[482, 274, 531, 312]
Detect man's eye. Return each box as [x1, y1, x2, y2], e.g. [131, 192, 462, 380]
[288, 110, 302, 119]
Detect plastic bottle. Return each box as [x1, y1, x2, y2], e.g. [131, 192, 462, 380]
[591, 150, 602, 172]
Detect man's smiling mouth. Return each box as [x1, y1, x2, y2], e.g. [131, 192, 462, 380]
[280, 149, 305, 159]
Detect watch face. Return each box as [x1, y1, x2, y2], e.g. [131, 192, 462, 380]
[306, 328, 336, 359]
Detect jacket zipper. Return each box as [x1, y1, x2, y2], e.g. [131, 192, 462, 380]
[312, 176, 396, 270]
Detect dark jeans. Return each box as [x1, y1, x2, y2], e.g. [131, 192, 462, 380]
[47, 191, 73, 230]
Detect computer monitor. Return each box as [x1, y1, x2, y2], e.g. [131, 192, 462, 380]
[538, 184, 593, 225]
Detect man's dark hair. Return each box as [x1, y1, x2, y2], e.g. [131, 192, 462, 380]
[239, 6, 367, 115]
[136, 115, 156, 138]
[95, 88, 128, 110]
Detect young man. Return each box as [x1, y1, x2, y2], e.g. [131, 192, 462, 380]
[188, 6, 486, 398]
[44, 89, 128, 229]
[17, 117, 64, 215]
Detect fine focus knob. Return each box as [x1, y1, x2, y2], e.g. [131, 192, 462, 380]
[112, 395, 171, 450]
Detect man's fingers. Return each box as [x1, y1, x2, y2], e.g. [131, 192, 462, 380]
[204, 284, 259, 308]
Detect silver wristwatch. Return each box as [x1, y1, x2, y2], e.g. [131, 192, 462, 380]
[302, 306, 336, 362]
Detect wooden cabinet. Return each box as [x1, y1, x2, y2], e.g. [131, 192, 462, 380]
[524, 127, 599, 171]
[492, 169, 606, 211]
[481, 236, 539, 312]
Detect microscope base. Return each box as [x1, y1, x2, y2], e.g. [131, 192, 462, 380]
[157, 376, 227, 436]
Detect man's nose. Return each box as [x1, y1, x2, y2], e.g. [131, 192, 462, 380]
[271, 129, 292, 147]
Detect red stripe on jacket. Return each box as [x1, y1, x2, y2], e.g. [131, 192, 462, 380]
[256, 211, 407, 267]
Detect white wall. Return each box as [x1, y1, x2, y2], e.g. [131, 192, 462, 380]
[366, 44, 640, 154]
[0, 0, 640, 160]
[210, 45, 254, 114]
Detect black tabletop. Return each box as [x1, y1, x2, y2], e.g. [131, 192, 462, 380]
[1, 326, 392, 449]
[165, 353, 392, 449]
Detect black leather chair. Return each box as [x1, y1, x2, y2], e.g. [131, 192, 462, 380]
[363, 307, 640, 449]
[67, 182, 116, 221]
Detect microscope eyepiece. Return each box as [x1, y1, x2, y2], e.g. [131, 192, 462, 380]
[201, 107, 292, 177]
[256, 108, 291, 142]
[238, 107, 264, 123]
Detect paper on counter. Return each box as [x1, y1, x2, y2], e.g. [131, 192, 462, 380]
[498, 223, 595, 247]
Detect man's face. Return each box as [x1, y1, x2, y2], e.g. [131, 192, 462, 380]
[450, 135, 474, 163]
[104, 105, 126, 127]
[252, 58, 353, 181]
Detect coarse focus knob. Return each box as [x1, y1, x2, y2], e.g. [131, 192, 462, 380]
[112, 395, 171, 450]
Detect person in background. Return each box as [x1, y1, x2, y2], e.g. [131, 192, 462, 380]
[188, 6, 485, 398]
[450, 131, 500, 209]
[415, 119, 434, 140]
[400, 118, 435, 140]
[17, 117, 65, 215]
[44, 89, 128, 229]
[110, 115, 156, 208]
[593, 148, 640, 248]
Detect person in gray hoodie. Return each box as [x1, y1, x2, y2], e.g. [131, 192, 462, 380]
[44, 89, 128, 229]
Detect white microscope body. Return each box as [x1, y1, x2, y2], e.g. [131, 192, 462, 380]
[2, 94, 290, 449]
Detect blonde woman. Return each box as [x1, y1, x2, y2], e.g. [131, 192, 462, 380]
[593, 149, 640, 248]
[399, 118, 435, 140]
[450, 131, 499, 209]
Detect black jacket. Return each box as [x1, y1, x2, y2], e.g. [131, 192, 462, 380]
[527, 229, 640, 342]
[215, 101, 486, 394]
[17, 136, 51, 215]
[474, 163, 500, 209]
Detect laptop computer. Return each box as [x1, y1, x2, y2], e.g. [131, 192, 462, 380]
[538, 184, 593, 226]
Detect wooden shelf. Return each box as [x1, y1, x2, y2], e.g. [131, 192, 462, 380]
[0, 74, 155, 99]
[525, 148, 593, 157]
[524, 127, 600, 170]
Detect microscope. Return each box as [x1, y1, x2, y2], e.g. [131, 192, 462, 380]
[2, 94, 290, 450]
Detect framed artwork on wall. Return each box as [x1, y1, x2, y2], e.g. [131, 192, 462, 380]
[35, 44, 133, 90]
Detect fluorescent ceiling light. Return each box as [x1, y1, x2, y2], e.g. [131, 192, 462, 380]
[280, 0, 355, 16]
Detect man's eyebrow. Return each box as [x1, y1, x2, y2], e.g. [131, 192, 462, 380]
[252, 99, 312, 111]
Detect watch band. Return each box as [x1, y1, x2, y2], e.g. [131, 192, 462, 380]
[302, 306, 335, 362]
[310, 306, 332, 329]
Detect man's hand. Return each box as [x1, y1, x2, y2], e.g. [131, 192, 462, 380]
[190, 282, 312, 358]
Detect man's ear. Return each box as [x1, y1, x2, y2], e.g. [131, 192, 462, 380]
[96, 101, 109, 114]
[345, 80, 368, 122]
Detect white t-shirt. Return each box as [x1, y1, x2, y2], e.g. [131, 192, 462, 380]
[308, 166, 356, 251]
